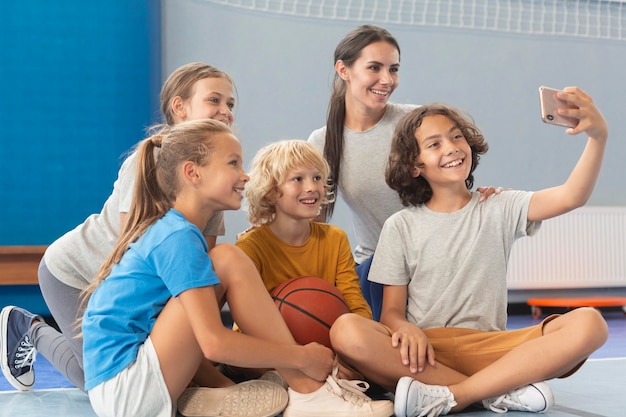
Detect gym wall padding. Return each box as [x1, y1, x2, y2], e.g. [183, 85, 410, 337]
[0, 1, 161, 316]
[0, 1, 161, 245]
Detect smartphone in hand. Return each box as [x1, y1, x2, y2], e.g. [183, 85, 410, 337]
[539, 86, 579, 128]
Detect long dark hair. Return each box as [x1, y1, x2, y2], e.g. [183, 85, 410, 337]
[323, 25, 401, 219]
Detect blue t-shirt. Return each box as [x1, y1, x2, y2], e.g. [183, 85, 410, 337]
[82, 209, 220, 391]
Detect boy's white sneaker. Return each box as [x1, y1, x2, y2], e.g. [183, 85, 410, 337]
[283, 374, 393, 417]
[394, 376, 456, 417]
[482, 382, 554, 413]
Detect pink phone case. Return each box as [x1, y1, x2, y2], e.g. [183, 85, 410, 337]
[539, 86, 579, 128]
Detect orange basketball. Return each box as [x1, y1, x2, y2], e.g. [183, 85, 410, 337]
[271, 276, 350, 349]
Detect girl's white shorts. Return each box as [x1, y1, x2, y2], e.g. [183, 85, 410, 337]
[88, 336, 174, 417]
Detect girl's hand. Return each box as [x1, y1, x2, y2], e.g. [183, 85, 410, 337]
[558, 87, 608, 141]
[477, 186, 505, 202]
[390, 324, 435, 374]
[299, 342, 335, 381]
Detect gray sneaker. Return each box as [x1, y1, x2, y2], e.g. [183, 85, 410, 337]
[394, 376, 457, 417]
[260, 370, 289, 390]
[482, 382, 554, 413]
[177, 380, 289, 417]
[1, 306, 42, 391]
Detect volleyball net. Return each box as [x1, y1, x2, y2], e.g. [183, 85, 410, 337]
[199, 0, 626, 41]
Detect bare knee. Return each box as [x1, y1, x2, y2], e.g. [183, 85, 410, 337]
[208, 243, 241, 268]
[576, 307, 609, 347]
[209, 244, 257, 286]
[330, 313, 359, 350]
[330, 313, 376, 359]
[547, 307, 608, 352]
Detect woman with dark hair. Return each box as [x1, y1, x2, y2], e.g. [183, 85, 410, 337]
[308, 25, 497, 320]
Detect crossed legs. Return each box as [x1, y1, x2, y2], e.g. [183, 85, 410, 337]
[331, 307, 608, 411]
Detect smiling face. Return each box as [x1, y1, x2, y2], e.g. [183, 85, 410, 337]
[199, 132, 249, 211]
[413, 114, 472, 188]
[273, 165, 326, 222]
[338, 40, 400, 114]
[177, 76, 235, 126]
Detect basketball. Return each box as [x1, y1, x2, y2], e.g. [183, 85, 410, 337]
[271, 276, 350, 349]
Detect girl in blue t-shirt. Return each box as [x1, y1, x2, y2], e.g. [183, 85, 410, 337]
[81, 119, 393, 417]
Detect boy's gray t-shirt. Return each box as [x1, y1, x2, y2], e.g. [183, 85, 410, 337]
[369, 191, 540, 331]
[45, 151, 225, 290]
[308, 102, 418, 264]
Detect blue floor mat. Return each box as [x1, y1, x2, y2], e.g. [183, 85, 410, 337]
[1, 311, 625, 392]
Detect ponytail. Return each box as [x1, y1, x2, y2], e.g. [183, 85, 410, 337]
[323, 86, 346, 220]
[82, 119, 231, 298]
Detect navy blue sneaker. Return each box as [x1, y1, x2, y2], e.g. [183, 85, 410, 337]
[1, 306, 42, 391]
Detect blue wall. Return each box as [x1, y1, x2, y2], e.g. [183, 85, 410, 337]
[0, 1, 161, 315]
[0, 0, 161, 245]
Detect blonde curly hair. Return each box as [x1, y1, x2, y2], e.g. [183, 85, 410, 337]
[245, 140, 334, 226]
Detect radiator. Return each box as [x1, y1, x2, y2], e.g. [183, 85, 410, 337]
[507, 206, 626, 290]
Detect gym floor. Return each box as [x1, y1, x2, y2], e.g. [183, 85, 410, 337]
[1, 309, 625, 417]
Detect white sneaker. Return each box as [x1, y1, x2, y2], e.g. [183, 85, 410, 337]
[394, 376, 456, 417]
[177, 380, 288, 417]
[283, 373, 393, 417]
[482, 382, 554, 413]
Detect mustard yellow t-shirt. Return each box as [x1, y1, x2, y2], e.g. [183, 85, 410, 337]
[236, 222, 372, 319]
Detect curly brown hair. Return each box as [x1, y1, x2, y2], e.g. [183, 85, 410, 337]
[385, 104, 489, 206]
